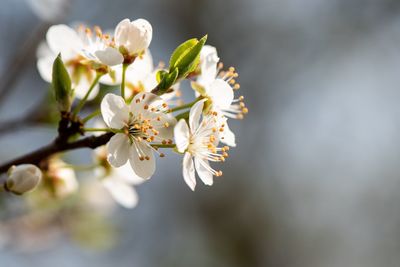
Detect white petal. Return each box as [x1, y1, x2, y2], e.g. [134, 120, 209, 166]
[189, 99, 206, 132]
[155, 113, 177, 140]
[174, 119, 190, 153]
[101, 93, 129, 129]
[37, 56, 54, 83]
[46, 24, 82, 58]
[183, 152, 196, 191]
[95, 47, 124, 66]
[113, 162, 146, 185]
[73, 75, 100, 100]
[194, 158, 214, 186]
[220, 122, 236, 147]
[207, 79, 234, 110]
[199, 45, 219, 84]
[126, 50, 154, 86]
[114, 19, 131, 47]
[107, 133, 130, 167]
[129, 141, 155, 179]
[102, 178, 138, 208]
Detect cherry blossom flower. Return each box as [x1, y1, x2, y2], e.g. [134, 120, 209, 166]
[192, 45, 248, 147]
[37, 24, 123, 99]
[174, 100, 229, 191]
[45, 158, 78, 198]
[101, 92, 176, 179]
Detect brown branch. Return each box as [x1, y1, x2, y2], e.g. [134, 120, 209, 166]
[0, 132, 114, 173]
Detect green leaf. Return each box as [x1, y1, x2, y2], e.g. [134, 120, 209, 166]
[173, 35, 207, 79]
[156, 70, 168, 83]
[52, 54, 72, 112]
[169, 38, 198, 71]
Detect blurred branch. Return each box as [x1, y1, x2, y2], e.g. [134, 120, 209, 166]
[0, 132, 114, 173]
[0, 22, 50, 104]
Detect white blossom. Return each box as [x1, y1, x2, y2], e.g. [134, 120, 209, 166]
[37, 24, 123, 99]
[6, 164, 42, 195]
[193, 45, 248, 147]
[101, 92, 176, 179]
[114, 18, 153, 57]
[46, 159, 78, 198]
[174, 100, 229, 191]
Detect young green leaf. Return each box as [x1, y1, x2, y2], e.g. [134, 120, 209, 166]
[52, 54, 72, 112]
[173, 35, 207, 79]
[169, 38, 198, 71]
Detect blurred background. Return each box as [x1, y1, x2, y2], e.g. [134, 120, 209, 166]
[1, 0, 400, 266]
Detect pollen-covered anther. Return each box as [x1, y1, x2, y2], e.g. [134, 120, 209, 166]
[94, 26, 102, 37]
[85, 27, 92, 36]
[143, 104, 149, 110]
[223, 152, 229, 158]
[233, 84, 241, 90]
[242, 107, 249, 114]
[209, 135, 216, 142]
[135, 99, 140, 103]
[145, 156, 150, 160]
[164, 122, 170, 128]
[162, 140, 167, 145]
[167, 139, 173, 145]
[139, 156, 145, 161]
[216, 171, 223, 177]
[229, 79, 236, 85]
[159, 153, 165, 158]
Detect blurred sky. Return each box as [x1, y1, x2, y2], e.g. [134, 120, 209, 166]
[2, 0, 400, 266]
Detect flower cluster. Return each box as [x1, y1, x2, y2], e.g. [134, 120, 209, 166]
[1, 18, 247, 209]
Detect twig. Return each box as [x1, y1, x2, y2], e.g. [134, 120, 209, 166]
[0, 132, 114, 173]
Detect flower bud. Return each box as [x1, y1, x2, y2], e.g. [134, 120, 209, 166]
[6, 164, 42, 195]
[114, 18, 152, 57]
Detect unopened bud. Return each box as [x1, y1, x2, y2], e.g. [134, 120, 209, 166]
[6, 164, 42, 195]
[114, 18, 152, 57]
